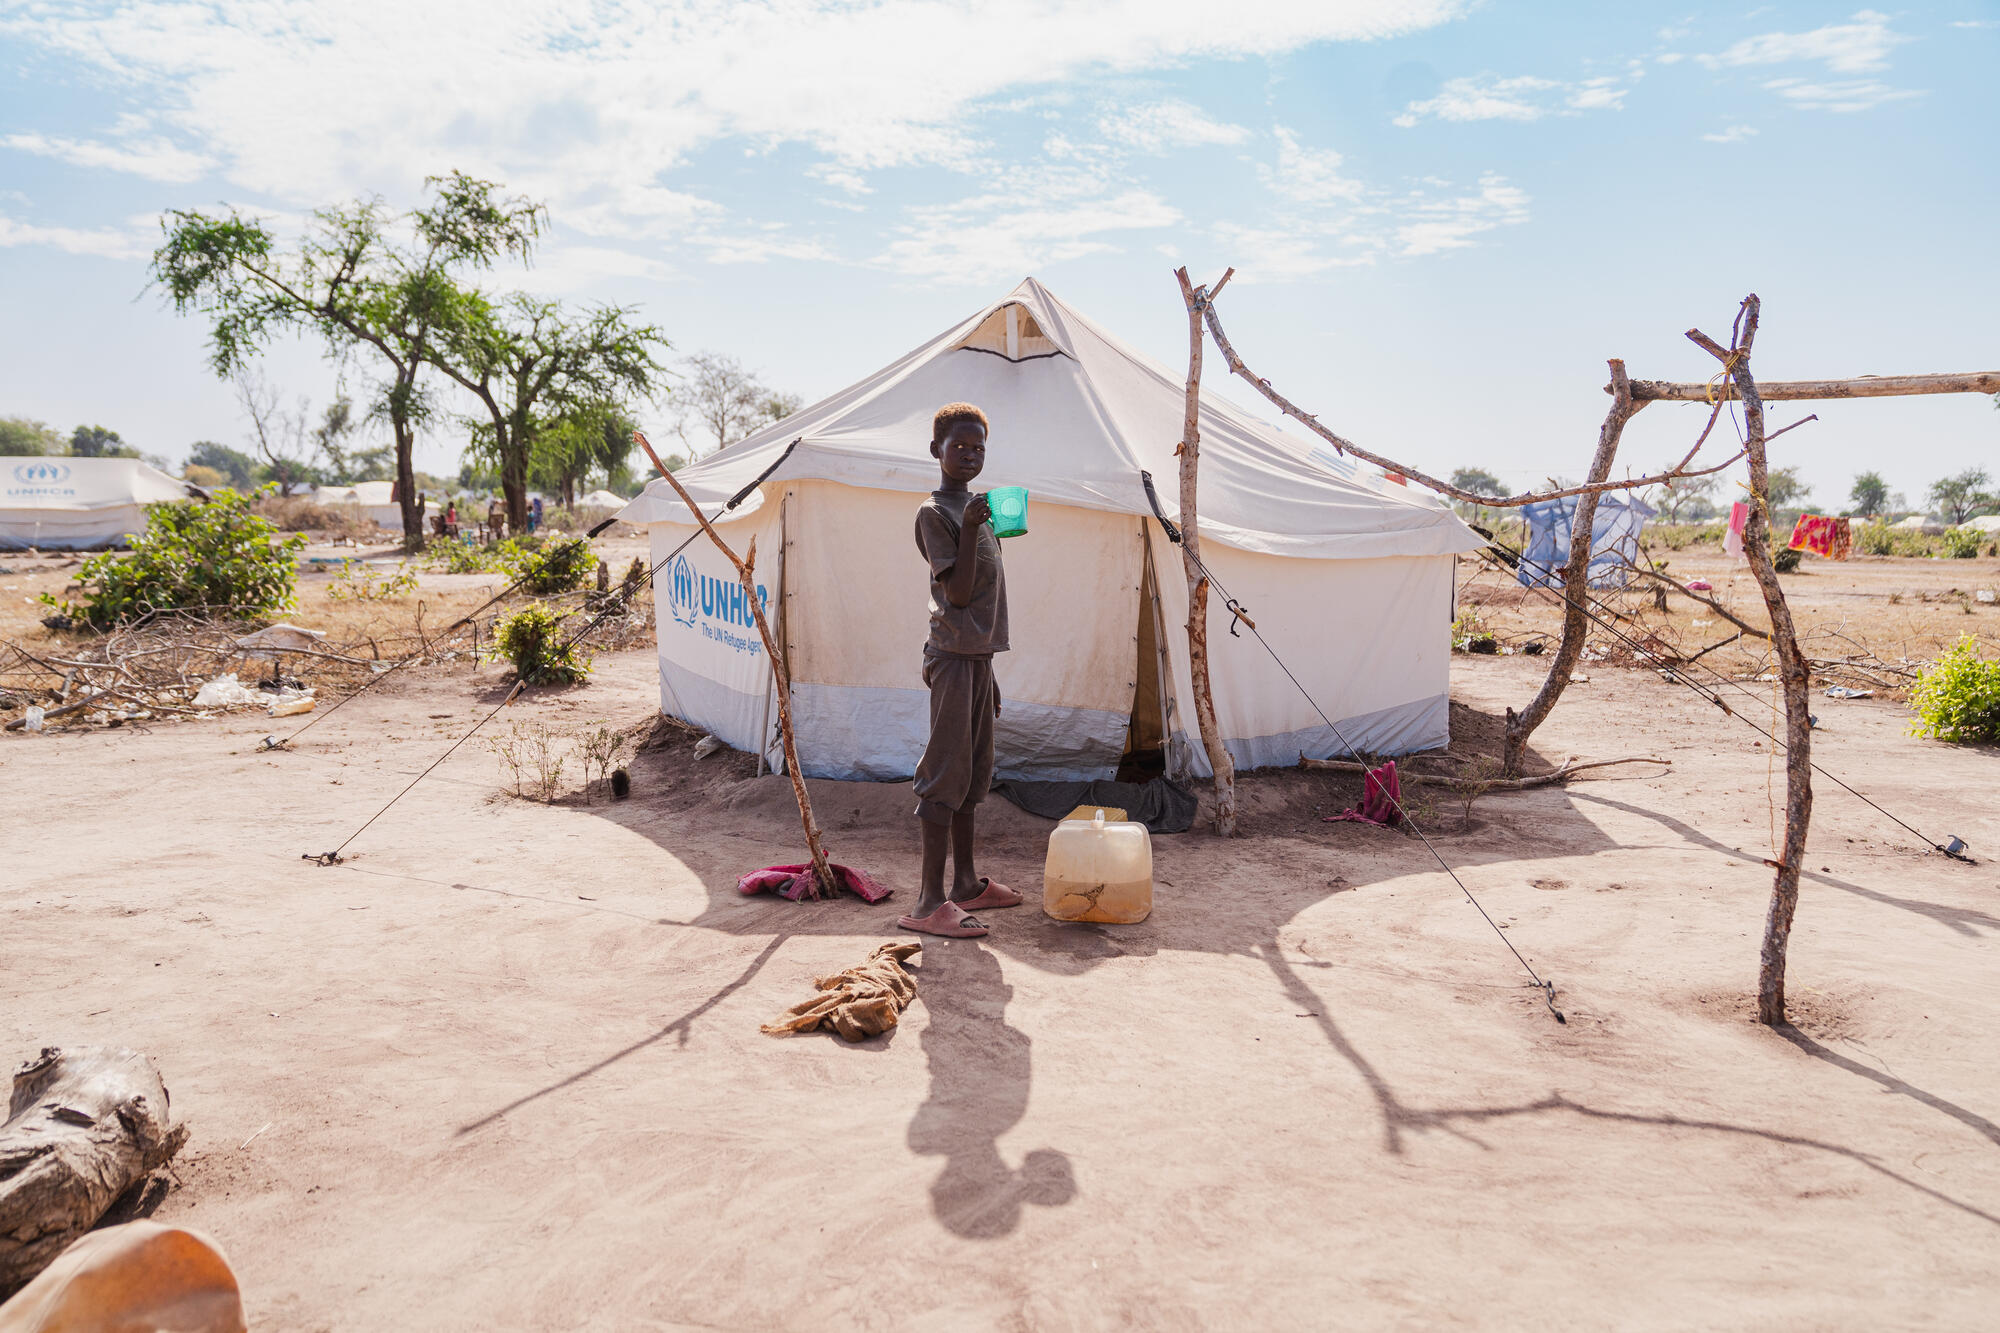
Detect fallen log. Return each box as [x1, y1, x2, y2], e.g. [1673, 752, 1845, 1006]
[1298, 754, 1670, 791]
[0, 1047, 189, 1297]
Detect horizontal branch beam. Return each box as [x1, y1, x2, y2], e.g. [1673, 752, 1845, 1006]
[1622, 371, 2000, 403]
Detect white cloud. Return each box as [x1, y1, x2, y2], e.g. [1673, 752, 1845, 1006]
[1263, 126, 1365, 204]
[1702, 124, 1759, 143]
[1700, 10, 1911, 74]
[1392, 71, 1635, 126]
[2, 131, 216, 183]
[1760, 77, 1923, 112]
[1393, 174, 1529, 256]
[1394, 75, 1559, 125]
[806, 164, 872, 195]
[880, 183, 1179, 284]
[1655, 52, 1687, 65]
[0, 1, 1460, 218]
[1096, 99, 1250, 154]
[0, 216, 149, 259]
[1949, 19, 2000, 29]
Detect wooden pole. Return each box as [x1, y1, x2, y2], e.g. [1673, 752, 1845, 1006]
[1174, 266, 1237, 836]
[1688, 298, 1814, 1026]
[1625, 370, 2000, 403]
[1501, 360, 1641, 775]
[634, 433, 836, 898]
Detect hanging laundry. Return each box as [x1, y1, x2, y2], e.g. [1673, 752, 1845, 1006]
[1517, 492, 1656, 590]
[1325, 760, 1402, 826]
[1787, 514, 1852, 560]
[1724, 501, 1749, 559]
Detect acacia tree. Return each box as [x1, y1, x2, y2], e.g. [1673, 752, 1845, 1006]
[1928, 467, 1993, 525]
[429, 293, 668, 530]
[1848, 470, 1889, 518]
[531, 402, 637, 506]
[673, 351, 798, 456]
[151, 172, 543, 550]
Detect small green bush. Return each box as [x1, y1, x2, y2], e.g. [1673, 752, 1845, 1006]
[425, 540, 510, 574]
[1773, 547, 1803, 573]
[1939, 527, 1982, 559]
[1908, 635, 2000, 743]
[44, 489, 303, 629]
[492, 603, 592, 684]
[511, 536, 594, 594]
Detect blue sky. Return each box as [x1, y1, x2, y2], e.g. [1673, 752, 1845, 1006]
[2, 2, 1996, 508]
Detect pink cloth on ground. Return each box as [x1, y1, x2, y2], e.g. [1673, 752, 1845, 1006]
[1324, 760, 1402, 826]
[1724, 501, 1748, 559]
[738, 863, 893, 903]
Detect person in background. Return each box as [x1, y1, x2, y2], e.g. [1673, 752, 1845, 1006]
[487, 496, 505, 541]
[530, 495, 544, 533]
[445, 499, 459, 539]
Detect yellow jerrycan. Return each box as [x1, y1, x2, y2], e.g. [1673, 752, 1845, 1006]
[1043, 809, 1153, 923]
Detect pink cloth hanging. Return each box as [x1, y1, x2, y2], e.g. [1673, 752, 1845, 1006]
[1324, 760, 1402, 826]
[1724, 501, 1749, 559]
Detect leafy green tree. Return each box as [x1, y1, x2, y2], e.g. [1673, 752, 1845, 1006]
[1766, 466, 1810, 510]
[531, 402, 639, 505]
[151, 172, 543, 550]
[1448, 466, 1504, 498]
[312, 395, 395, 483]
[1848, 470, 1889, 518]
[0, 416, 65, 455]
[70, 424, 139, 458]
[431, 294, 668, 530]
[1928, 467, 1994, 526]
[186, 440, 260, 488]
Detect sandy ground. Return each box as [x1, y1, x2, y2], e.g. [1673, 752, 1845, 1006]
[6, 584, 2000, 1328]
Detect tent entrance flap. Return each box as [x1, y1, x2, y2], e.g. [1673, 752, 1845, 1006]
[1121, 523, 1173, 778]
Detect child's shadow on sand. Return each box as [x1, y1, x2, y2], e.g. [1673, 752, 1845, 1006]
[905, 939, 1076, 1238]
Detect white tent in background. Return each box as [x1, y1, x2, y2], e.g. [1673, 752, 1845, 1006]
[578, 489, 629, 510]
[618, 277, 1485, 783]
[312, 481, 405, 529]
[1957, 514, 2000, 534]
[0, 457, 200, 551]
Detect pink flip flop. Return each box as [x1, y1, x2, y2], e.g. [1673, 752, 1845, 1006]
[897, 901, 989, 938]
[956, 878, 1023, 911]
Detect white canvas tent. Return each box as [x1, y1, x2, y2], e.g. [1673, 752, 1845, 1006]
[578, 489, 629, 510]
[311, 481, 406, 529]
[1, 457, 199, 551]
[619, 278, 1485, 783]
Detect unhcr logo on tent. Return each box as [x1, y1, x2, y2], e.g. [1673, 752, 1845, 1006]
[664, 552, 769, 654]
[7, 459, 76, 500]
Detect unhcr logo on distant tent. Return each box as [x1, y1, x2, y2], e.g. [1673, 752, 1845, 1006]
[7, 459, 76, 500]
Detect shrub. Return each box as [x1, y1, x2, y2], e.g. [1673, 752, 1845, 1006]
[511, 535, 594, 594]
[326, 563, 419, 601]
[1908, 635, 2000, 743]
[491, 602, 591, 684]
[425, 540, 511, 574]
[45, 489, 303, 628]
[1773, 547, 1802, 573]
[1939, 527, 1982, 559]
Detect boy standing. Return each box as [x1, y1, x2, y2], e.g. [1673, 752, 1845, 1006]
[899, 402, 1023, 938]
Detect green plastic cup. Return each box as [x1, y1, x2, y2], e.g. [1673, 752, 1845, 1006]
[986, 486, 1029, 539]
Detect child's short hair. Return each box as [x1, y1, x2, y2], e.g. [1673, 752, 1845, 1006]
[932, 402, 989, 445]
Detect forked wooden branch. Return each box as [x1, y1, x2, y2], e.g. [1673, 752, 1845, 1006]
[1174, 265, 1238, 836]
[1690, 298, 1814, 1027]
[1196, 296, 1752, 508]
[1297, 754, 1669, 791]
[634, 432, 836, 897]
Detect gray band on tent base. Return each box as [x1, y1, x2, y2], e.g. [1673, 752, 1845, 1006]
[791, 682, 1128, 783]
[1174, 692, 1451, 779]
